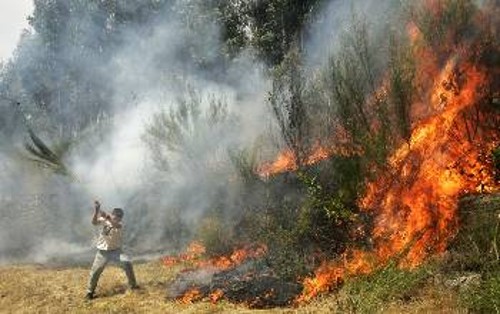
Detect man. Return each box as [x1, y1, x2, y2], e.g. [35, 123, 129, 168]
[86, 200, 138, 300]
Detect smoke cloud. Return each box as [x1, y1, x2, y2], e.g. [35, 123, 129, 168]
[0, 0, 270, 264]
[0, 0, 420, 264]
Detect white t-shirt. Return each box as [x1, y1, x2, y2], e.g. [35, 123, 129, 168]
[95, 217, 123, 251]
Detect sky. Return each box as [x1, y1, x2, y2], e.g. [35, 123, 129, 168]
[0, 0, 33, 62]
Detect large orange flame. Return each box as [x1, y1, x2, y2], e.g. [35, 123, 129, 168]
[294, 3, 500, 302]
[298, 58, 498, 302]
[170, 2, 499, 306]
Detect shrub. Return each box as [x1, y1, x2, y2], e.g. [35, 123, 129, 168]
[262, 221, 311, 281]
[446, 195, 500, 272]
[411, 0, 477, 56]
[196, 214, 236, 257]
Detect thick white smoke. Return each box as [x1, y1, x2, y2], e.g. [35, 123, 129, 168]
[0, 0, 271, 264]
[0, 0, 410, 264]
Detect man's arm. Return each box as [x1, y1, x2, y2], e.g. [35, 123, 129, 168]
[91, 201, 109, 225]
[91, 200, 117, 226]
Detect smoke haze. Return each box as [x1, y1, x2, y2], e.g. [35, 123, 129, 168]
[0, 0, 427, 264]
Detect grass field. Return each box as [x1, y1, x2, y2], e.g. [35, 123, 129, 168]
[0, 258, 463, 314]
[5, 195, 498, 313]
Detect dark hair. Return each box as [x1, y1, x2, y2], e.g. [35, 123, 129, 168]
[112, 208, 124, 218]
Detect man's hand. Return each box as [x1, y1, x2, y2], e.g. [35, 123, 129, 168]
[92, 200, 101, 225]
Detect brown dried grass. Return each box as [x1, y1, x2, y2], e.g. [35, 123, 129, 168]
[0, 259, 461, 313]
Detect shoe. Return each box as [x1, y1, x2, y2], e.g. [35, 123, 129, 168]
[85, 292, 94, 300]
[130, 285, 141, 290]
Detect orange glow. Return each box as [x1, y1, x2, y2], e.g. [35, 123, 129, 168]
[194, 244, 267, 270]
[163, 242, 267, 270]
[295, 2, 500, 302]
[162, 241, 206, 267]
[297, 59, 498, 301]
[164, 243, 268, 303]
[406, 21, 422, 44]
[209, 289, 225, 304]
[179, 288, 202, 304]
[257, 144, 360, 177]
[257, 146, 329, 177]
[169, 2, 499, 306]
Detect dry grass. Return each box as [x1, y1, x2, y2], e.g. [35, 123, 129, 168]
[0, 259, 462, 314]
[383, 284, 463, 314]
[0, 260, 302, 314]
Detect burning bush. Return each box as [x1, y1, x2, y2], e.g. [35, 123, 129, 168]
[264, 0, 500, 304]
[160, 0, 499, 308]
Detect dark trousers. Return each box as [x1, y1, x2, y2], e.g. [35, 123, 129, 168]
[87, 249, 137, 294]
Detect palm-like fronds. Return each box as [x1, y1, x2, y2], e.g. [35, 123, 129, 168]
[24, 128, 76, 179]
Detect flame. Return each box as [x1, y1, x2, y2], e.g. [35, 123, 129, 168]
[164, 242, 267, 303]
[367, 62, 492, 264]
[168, 2, 499, 306]
[163, 242, 267, 270]
[179, 288, 202, 304]
[257, 145, 329, 177]
[194, 244, 267, 270]
[297, 59, 498, 302]
[257, 144, 360, 177]
[209, 289, 225, 304]
[295, 3, 500, 302]
[162, 241, 206, 266]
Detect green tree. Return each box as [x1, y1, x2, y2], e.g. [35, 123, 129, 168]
[248, 0, 324, 65]
[269, 47, 314, 168]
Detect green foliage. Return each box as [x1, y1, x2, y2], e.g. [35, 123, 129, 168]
[196, 214, 236, 257]
[338, 262, 430, 313]
[412, 0, 477, 55]
[322, 17, 395, 168]
[237, 156, 367, 281]
[246, 0, 324, 65]
[228, 144, 261, 185]
[300, 173, 351, 223]
[446, 194, 500, 313]
[460, 271, 500, 314]
[252, 205, 313, 281]
[447, 195, 500, 272]
[269, 47, 314, 168]
[296, 156, 368, 255]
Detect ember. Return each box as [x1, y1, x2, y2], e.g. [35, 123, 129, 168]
[167, 259, 302, 308]
[164, 243, 285, 306]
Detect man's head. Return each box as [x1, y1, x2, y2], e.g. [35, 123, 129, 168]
[111, 208, 124, 222]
